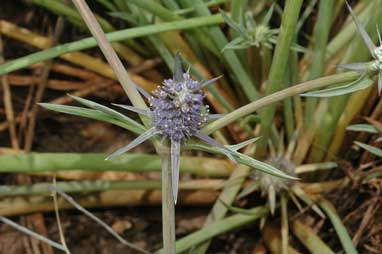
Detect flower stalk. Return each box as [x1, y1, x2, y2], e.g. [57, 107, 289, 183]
[70, 1, 176, 252]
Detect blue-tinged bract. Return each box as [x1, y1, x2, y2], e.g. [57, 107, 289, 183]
[150, 72, 209, 142]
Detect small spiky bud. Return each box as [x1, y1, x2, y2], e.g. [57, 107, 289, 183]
[150, 72, 208, 142]
[255, 156, 296, 194]
[253, 156, 296, 214]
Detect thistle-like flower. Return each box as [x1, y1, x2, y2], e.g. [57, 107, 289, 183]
[106, 54, 234, 203]
[338, 2, 382, 95]
[219, 6, 278, 51]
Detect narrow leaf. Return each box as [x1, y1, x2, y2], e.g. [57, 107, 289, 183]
[194, 132, 236, 162]
[240, 153, 298, 180]
[337, 62, 369, 72]
[108, 12, 138, 25]
[354, 141, 382, 157]
[199, 75, 223, 90]
[319, 198, 358, 254]
[219, 199, 267, 216]
[292, 186, 325, 218]
[377, 24, 382, 45]
[301, 77, 373, 97]
[227, 137, 261, 151]
[173, 52, 184, 82]
[171, 140, 181, 204]
[295, 162, 337, 174]
[262, 4, 275, 26]
[219, 9, 249, 39]
[238, 182, 259, 199]
[68, 94, 142, 125]
[112, 103, 151, 116]
[38, 103, 145, 134]
[346, 124, 379, 134]
[106, 127, 158, 160]
[221, 36, 246, 51]
[185, 140, 297, 180]
[345, 1, 377, 57]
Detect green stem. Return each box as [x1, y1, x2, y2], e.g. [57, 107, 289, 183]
[30, 0, 146, 58]
[72, 0, 146, 110]
[283, 65, 295, 141]
[0, 14, 224, 75]
[0, 153, 232, 176]
[160, 154, 176, 254]
[303, 0, 334, 126]
[203, 71, 361, 135]
[255, 0, 303, 158]
[156, 206, 268, 253]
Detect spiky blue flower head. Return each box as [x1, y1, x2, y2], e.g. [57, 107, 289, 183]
[150, 72, 209, 142]
[106, 53, 229, 204]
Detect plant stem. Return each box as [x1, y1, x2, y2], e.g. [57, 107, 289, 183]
[0, 14, 224, 76]
[71, 0, 146, 110]
[255, 0, 303, 158]
[203, 71, 361, 135]
[160, 153, 176, 254]
[303, 0, 334, 126]
[157, 206, 268, 253]
[31, 0, 149, 56]
[0, 153, 233, 176]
